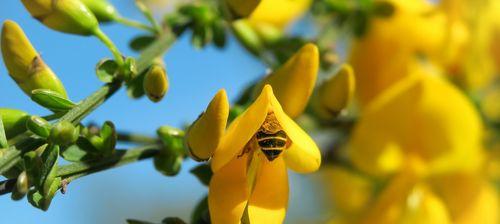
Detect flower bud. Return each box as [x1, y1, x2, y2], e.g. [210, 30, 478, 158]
[225, 0, 261, 18]
[186, 90, 229, 161]
[26, 116, 51, 138]
[80, 0, 119, 22]
[155, 126, 185, 176]
[49, 121, 79, 146]
[314, 64, 356, 118]
[143, 63, 169, 103]
[1, 20, 67, 97]
[11, 171, 30, 201]
[231, 20, 263, 55]
[20, 0, 99, 35]
[0, 108, 29, 139]
[254, 43, 319, 118]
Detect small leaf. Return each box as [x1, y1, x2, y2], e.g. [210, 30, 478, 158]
[190, 164, 212, 186]
[41, 177, 61, 211]
[126, 70, 147, 99]
[162, 217, 186, 224]
[31, 89, 76, 112]
[0, 114, 8, 148]
[123, 57, 138, 81]
[96, 59, 118, 83]
[129, 35, 156, 52]
[27, 190, 44, 209]
[61, 137, 99, 162]
[212, 20, 226, 48]
[100, 121, 117, 156]
[126, 219, 156, 224]
[191, 196, 210, 224]
[26, 116, 51, 138]
[39, 144, 59, 195]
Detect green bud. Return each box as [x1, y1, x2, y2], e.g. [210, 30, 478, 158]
[143, 63, 169, 103]
[155, 126, 185, 176]
[26, 116, 51, 138]
[11, 171, 29, 201]
[0, 108, 29, 139]
[1, 21, 67, 97]
[20, 0, 99, 36]
[49, 121, 79, 146]
[231, 20, 263, 55]
[80, 0, 119, 22]
[31, 89, 75, 112]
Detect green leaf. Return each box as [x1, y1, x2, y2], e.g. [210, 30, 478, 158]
[211, 20, 226, 48]
[41, 177, 61, 211]
[126, 70, 147, 99]
[39, 144, 59, 195]
[189, 164, 212, 186]
[31, 89, 76, 112]
[162, 217, 186, 224]
[0, 114, 8, 149]
[27, 190, 44, 209]
[61, 137, 99, 162]
[26, 116, 51, 138]
[130, 35, 156, 52]
[374, 1, 395, 18]
[100, 121, 117, 156]
[126, 219, 156, 224]
[191, 196, 209, 224]
[96, 59, 119, 83]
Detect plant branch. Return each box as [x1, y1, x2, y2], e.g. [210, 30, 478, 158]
[117, 132, 158, 145]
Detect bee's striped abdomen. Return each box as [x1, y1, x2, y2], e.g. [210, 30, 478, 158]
[256, 130, 288, 161]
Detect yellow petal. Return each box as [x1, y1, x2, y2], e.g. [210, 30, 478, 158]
[211, 86, 270, 172]
[247, 156, 288, 223]
[321, 165, 373, 214]
[1, 20, 67, 97]
[256, 43, 319, 118]
[349, 74, 483, 177]
[208, 153, 250, 224]
[248, 0, 312, 29]
[187, 89, 229, 161]
[400, 185, 451, 224]
[315, 64, 356, 118]
[269, 86, 321, 173]
[430, 173, 499, 224]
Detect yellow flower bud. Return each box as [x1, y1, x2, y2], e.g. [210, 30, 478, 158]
[80, 0, 119, 22]
[20, 0, 99, 35]
[143, 63, 169, 103]
[225, 0, 261, 18]
[0, 108, 29, 139]
[186, 89, 229, 161]
[315, 64, 355, 118]
[254, 43, 319, 118]
[1, 20, 67, 98]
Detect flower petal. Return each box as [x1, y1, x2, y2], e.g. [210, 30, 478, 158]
[247, 155, 288, 224]
[211, 86, 271, 172]
[187, 89, 229, 161]
[208, 154, 250, 224]
[269, 87, 321, 173]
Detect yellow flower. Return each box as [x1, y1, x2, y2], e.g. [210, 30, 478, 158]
[20, 0, 99, 35]
[349, 74, 483, 178]
[349, 0, 446, 106]
[248, 0, 311, 30]
[209, 85, 320, 223]
[313, 64, 356, 119]
[1, 20, 67, 98]
[254, 43, 319, 118]
[186, 89, 229, 161]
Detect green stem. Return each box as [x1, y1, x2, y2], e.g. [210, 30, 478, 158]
[117, 132, 158, 145]
[115, 16, 156, 33]
[93, 28, 125, 66]
[135, 0, 162, 35]
[57, 144, 160, 182]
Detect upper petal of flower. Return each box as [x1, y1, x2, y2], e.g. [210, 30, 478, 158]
[210, 86, 270, 172]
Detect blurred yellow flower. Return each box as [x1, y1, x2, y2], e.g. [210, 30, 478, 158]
[209, 85, 320, 223]
[349, 73, 484, 178]
[348, 0, 446, 106]
[248, 0, 311, 29]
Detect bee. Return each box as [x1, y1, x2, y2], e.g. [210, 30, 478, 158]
[255, 111, 291, 161]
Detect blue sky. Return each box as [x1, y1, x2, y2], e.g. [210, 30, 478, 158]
[0, 1, 325, 223]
